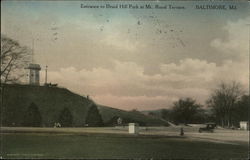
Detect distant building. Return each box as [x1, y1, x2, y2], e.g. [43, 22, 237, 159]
[26, 64, 41, 85]
[240, 121, 249, 130]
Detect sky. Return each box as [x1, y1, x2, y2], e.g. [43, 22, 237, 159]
[1, 1, 249, 110]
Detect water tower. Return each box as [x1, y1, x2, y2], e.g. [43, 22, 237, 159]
[25, 38, 41, 85]
[26, 63, 41, 85]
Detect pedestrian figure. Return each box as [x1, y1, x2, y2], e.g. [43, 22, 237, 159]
[180, 127, 184, 136]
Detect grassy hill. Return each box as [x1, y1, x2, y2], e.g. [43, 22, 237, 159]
[1, 84, 168, 127]
[98, 105, 168, 126]
[1, 84, 93, 127]
[141, 109, 165, 116]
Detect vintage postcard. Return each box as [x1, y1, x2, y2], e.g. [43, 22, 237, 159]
[1, 0, 249, 159]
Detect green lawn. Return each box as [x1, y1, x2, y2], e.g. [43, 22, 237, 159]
[1, 133, 248, 159]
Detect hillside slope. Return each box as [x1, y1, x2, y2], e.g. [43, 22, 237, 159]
[98, 105, 168, 126]
[1, 84, 92, 127]
[1, 84, 168, 127]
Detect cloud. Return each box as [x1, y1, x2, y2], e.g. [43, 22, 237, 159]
[3, 2, 248, 110]
[210, 17, 249, 60]
[93, 94, 178, 111]
[101, 32, 140, 52]
[40, 56, 248, 110]
[160, 58, 217, 82]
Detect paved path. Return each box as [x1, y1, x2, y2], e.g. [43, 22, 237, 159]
[1, 126, 248, 145]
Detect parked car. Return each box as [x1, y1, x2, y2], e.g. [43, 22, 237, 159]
[199, 123, 216, 133]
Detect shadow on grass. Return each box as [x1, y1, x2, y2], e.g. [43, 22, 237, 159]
[1, 132, 248, 159]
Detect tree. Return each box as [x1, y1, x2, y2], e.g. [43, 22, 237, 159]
[1, 35, 31, 83]
[206, 82, 243, 127]
[231, 95, 249, 127]
[23, 102, 42, 127]
[171, 98, 203, 124]
[85, 103, 103, 127]
[58, 108, 73, 127]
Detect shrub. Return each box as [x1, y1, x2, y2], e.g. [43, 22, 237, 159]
[23, 102, 42, 127]
[58, 108, 73, 127]
[86, 103, 103, 127]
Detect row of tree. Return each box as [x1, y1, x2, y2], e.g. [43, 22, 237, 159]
[23, 102, 104, 127]
[156, 82, 248, 127]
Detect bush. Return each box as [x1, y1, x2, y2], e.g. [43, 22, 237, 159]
[58, 108, 73, 127]
[23, 102, 42, 127]
[85, 103, 103, 127]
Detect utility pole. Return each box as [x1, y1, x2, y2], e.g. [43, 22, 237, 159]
[45, 65, 48, 85]
[32, 38, 34, 63]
